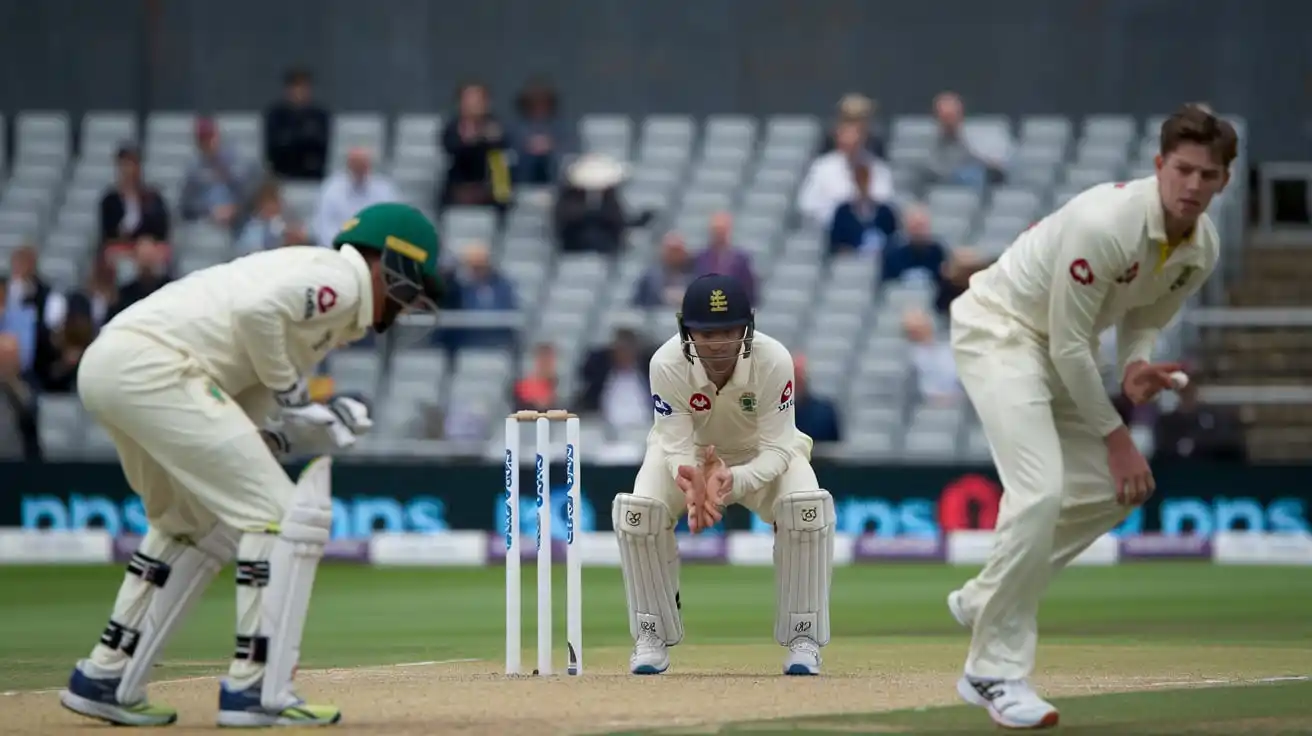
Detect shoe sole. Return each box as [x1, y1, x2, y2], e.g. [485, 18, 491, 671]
[216, 710, 342, 728]
[955, 679, 1059, 729]
[631, 661, 669, 675]
[59, 690, 178, 727]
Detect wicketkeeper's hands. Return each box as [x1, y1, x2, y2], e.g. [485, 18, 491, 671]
[677, 446, 734, 534]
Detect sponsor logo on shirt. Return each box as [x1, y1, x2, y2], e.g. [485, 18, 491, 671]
[652, 394, 673, 417]
[739, 392, 756, 413]
[1170, 266, 1197, 292]
[689, 393, 711, 412]
[777, 381, 794, 412]
[311, 330, 333, 351]
[317, 286, 338, 314]
[302, 288, 316, 319]
[1069, 258, 1094, 285]
[1115, 262, 1139, 284]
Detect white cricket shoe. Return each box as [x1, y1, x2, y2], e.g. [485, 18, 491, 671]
[782, 637, 821, 676]
[957, 676, 1059, 729]
[629, 630, 669, 675]
[947, 589, 974, 629]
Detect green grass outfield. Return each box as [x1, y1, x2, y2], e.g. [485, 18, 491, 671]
[3, 562, 1310, 733]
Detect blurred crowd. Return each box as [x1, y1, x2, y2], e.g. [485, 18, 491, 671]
[0, 72, 1246, 462]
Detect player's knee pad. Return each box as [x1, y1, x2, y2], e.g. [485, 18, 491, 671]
[612, 493, 683, 646]
[230, 457, 333, 709]
[772, 490, 835, 647]
[103, 521, 239, 704]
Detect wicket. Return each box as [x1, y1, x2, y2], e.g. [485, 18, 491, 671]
[504, 409, 583, 677]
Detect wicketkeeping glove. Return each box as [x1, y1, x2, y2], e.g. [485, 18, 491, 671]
[264, 381, 373, 457]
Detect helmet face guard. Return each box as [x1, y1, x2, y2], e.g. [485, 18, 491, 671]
[677, 312, 755, 368]
[375, 247, 443, 334]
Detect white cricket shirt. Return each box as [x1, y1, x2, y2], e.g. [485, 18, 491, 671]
[103, 245, 375, 397]
[962, 176, 1220, 435]
[648, 330, 813, 500]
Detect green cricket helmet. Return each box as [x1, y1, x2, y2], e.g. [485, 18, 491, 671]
[332, 202, 444, 333]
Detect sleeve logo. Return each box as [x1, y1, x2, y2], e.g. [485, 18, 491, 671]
[777, 380, 795, 412]
[689, 393, 711, 412]
[1069, 259, 1094, 285]
[317, 286, 338, 313]
[652, 394, 673, 417]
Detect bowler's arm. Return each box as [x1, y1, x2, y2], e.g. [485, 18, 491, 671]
[1046, 217, 1131, 437]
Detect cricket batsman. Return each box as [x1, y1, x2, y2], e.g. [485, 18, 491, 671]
[58, 202, 445, 728]
[946, 105, 1236, 729]
[612, 273, 833, 676]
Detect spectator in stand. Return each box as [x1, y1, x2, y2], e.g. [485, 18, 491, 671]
[818, 93, 888, 159]
[934, 246, 989, 316]
[264, 67, 330, 181]
[40, 310, 94, 394]
[828, 162, 900, 256]
[7, 246, 67, 389]
[553, 153, 652, 254]
[67, 258, 118, 332]
[691, 212, 757, 304]
[576, 328, 654, 431]
[904, 307, 961, 407]
[0, 332, 40, 461]
[313, 147, 399, 247]
[0, 280, 37, 375]
[107, 238, 172, 323]
[180, 117, 260, 231]
[920, 91, 1012, 188]
[449, 241, 518, 349]
[512, 77, 568, 185]
[798, 118, 894, 229]
[633, 231, 695, 308]
[882, 204, 947, 287]
[99, 145, 170, 260]
[1154, 374, 1248, 462]
[513, 342, 559, 411]
[236, 179, 309, 255]
[792, 353, 842, 443]
[439, 82, 513, 215]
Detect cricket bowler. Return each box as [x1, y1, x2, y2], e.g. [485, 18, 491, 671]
[612, 273, 833, 676]
[946, 106, 1236, 728]
[58, 202, 445, 728]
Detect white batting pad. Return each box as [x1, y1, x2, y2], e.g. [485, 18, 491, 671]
[103, 523, 239, 704]
[773, 490, 836, 646]
[612, 494, 684, 645]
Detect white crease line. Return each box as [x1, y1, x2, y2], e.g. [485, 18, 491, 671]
[1146, 675, 1309, 688]
[0, 657, 483, 697]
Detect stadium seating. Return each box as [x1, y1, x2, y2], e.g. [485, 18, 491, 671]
[0, 110, 1245, 460]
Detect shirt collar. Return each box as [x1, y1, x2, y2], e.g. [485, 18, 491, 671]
[338, 245, 376, 330]
[1144, 176, 1196, 246]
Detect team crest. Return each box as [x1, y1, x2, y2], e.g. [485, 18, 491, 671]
[207, 382, 226, 404]
[739, 392, 757, 413]
[689, 393, 711, 412]
[709, 289, 728, 313]
[1170, 266, 1197, 292]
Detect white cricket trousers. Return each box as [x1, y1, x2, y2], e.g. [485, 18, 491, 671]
[77, 328, 296, 538]
[632, 443, 819, 525]
[949, 292, 1131, 680]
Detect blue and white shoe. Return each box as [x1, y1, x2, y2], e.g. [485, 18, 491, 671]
[216, 678, 341, 728]
[59, 661, 178, 727]
[629, 631, 670, 675]
[783, 637, 822, 676]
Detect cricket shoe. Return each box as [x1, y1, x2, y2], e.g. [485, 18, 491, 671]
[782, 637, 822, 676]
[629, 629, 670, 675]
[59, 660, 178, 727]
[216, 678, 342, 728]
[956, 675, 1059, 729]
[947, 589, 974, 629]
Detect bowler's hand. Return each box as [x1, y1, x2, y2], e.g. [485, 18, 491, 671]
[1122, 360, 1186, 405]
[1105, 427, 1154, 506]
